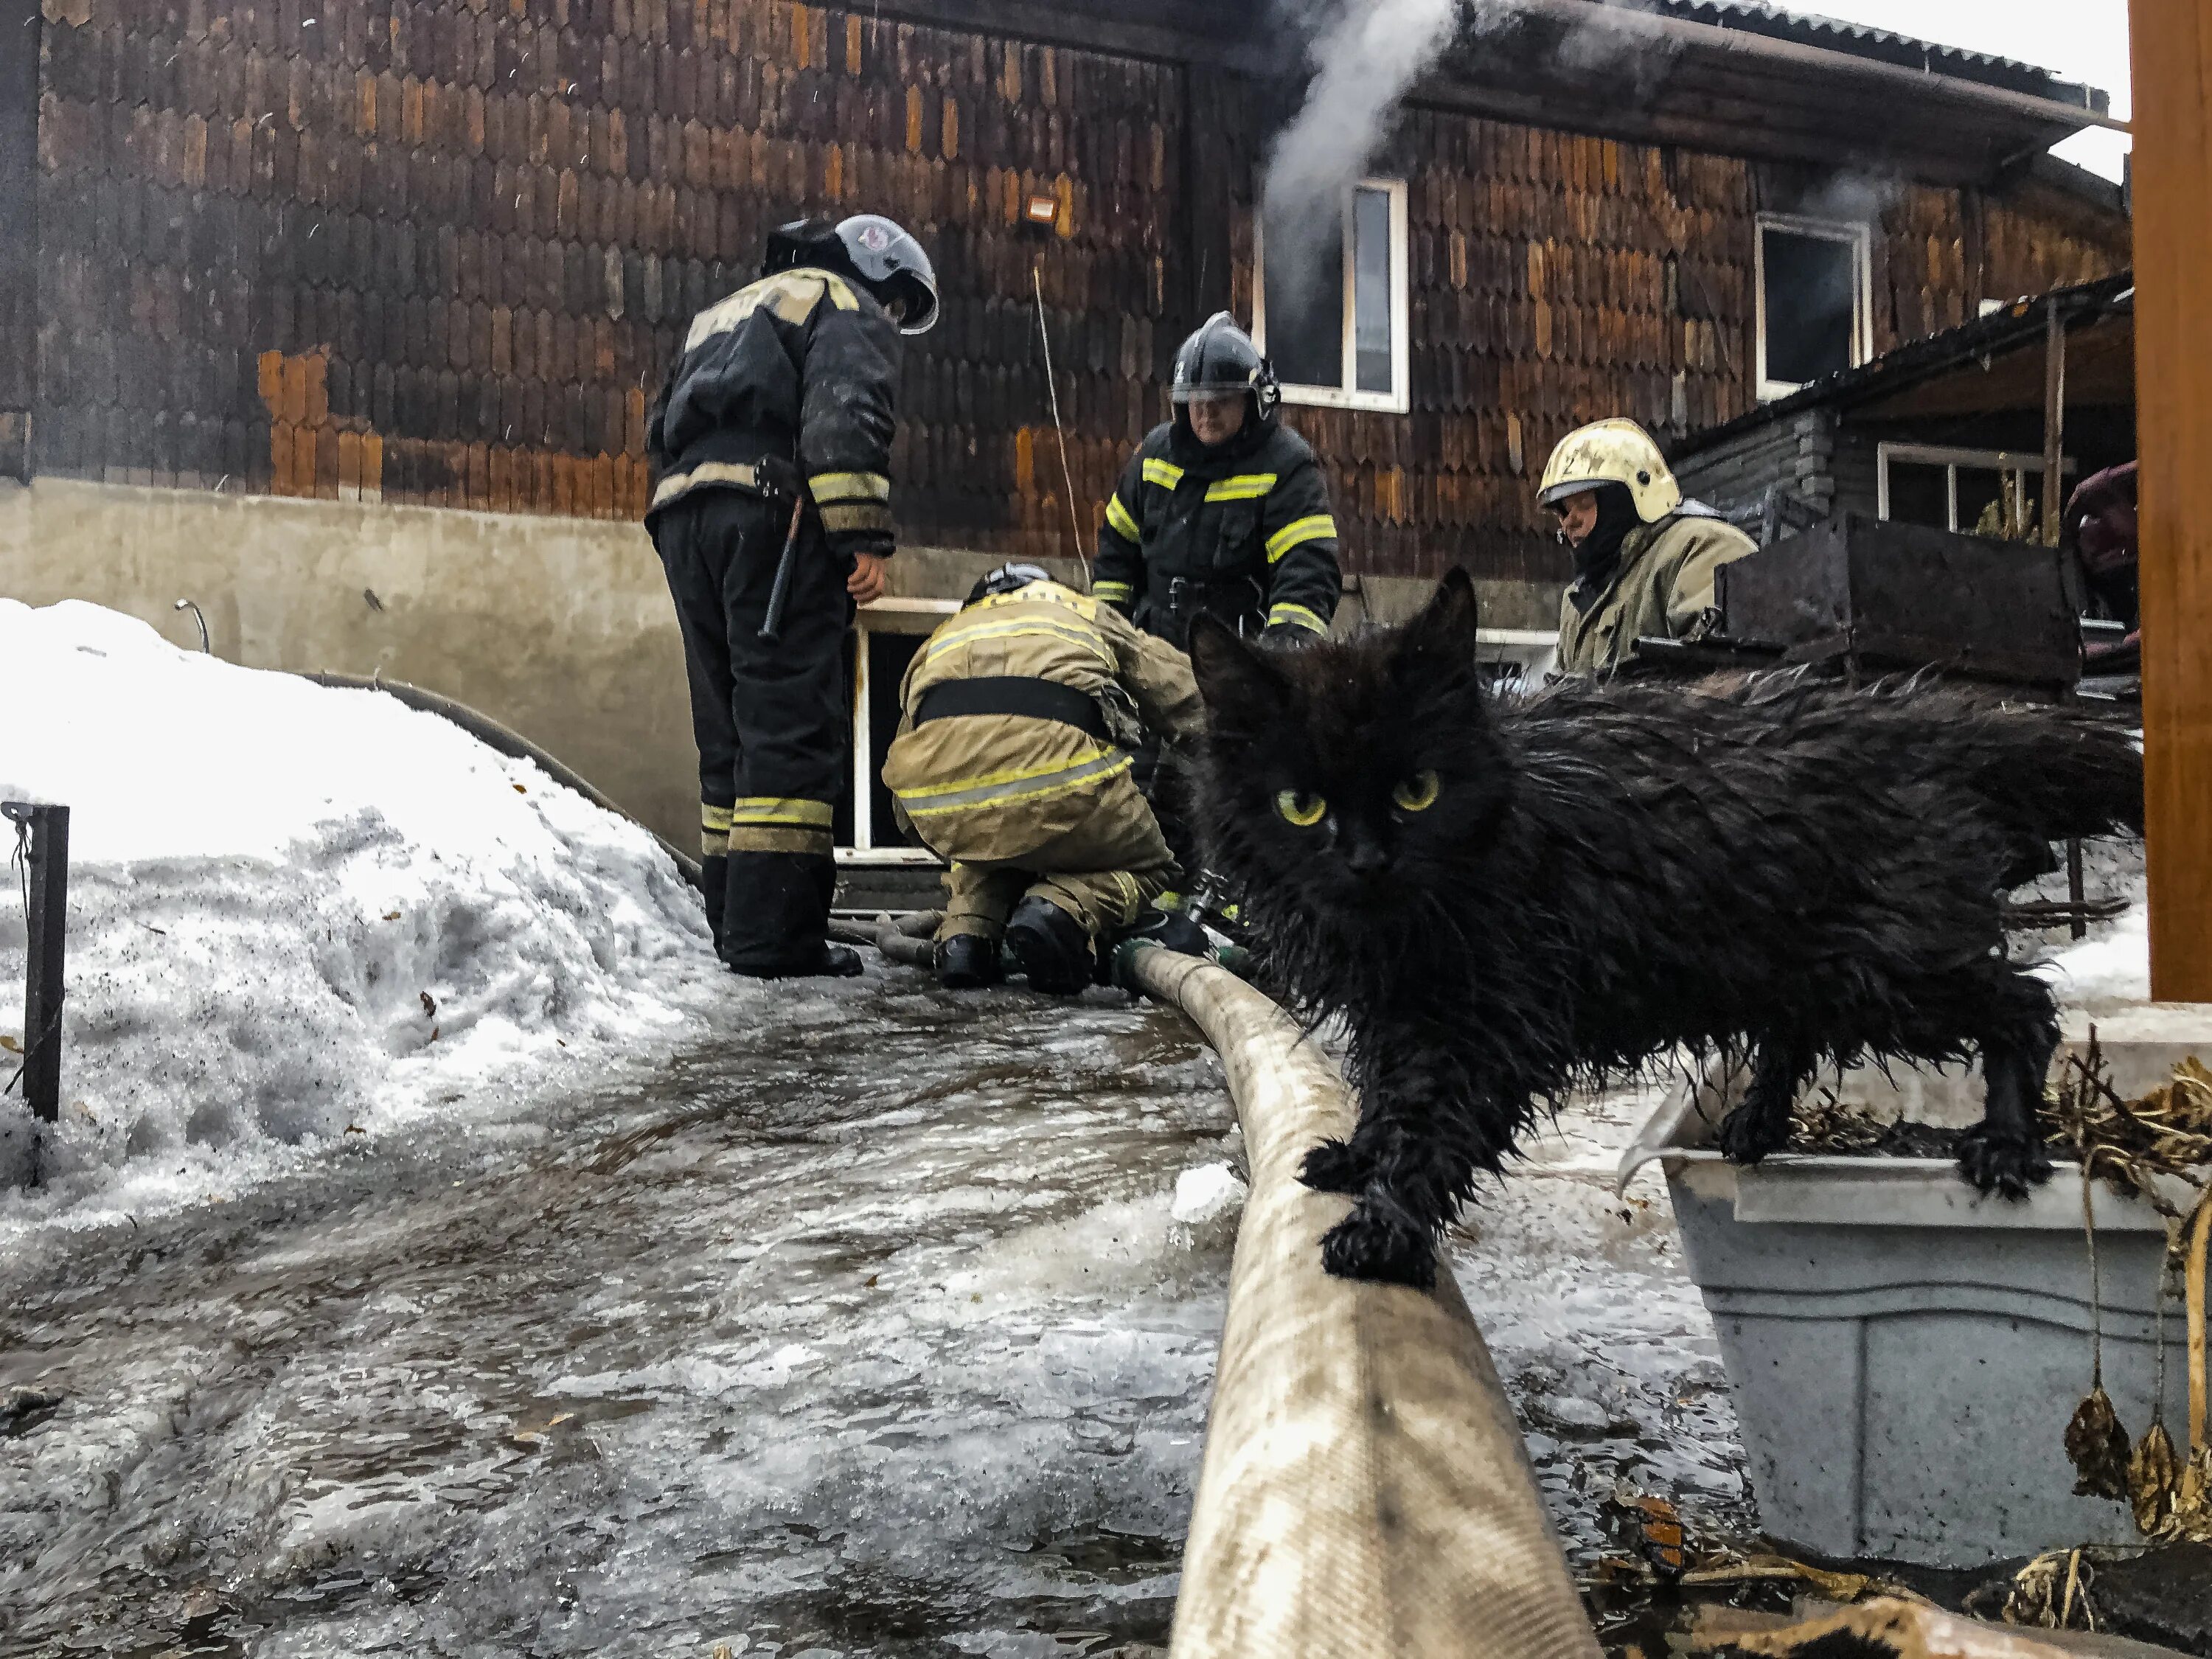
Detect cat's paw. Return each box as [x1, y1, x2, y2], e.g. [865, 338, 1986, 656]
[1319, 1207, 1436, 1290]
[1955, 1124, 2052, 1200]
[1298, 1138, 1367, 1194]
[1715, 1102, 1791, 1166]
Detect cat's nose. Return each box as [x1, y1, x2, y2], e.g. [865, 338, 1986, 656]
[1344, 838, 1391, 877]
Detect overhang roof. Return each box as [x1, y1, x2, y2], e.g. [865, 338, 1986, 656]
[1672, 271, 2138, 459]
[863, 0, 2121, 189]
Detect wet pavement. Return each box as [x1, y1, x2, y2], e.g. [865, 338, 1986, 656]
[0, 968, 1749, 1658]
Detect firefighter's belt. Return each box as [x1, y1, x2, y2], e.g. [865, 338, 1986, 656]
[913, 676, 1113, 745]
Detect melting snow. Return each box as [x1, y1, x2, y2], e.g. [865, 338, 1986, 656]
[0, 599, 718, 1235]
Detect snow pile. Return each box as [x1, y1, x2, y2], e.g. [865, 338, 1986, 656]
[0, 600, 717, 1231]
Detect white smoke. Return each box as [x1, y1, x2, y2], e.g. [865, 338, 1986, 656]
[1261, 0, 1466, 313]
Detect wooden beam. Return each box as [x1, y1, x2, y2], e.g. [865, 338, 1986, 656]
[2130, 0, 2212, 1002]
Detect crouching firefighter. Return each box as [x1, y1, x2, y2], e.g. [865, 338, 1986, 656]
[644, 213, 938, 978]
[1093, 313, 1343, 649]
[883, 566, 1208, 995]
[1540, 417, 1756, 676]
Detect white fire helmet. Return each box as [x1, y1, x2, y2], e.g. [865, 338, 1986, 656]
[1537, 419, 1683, 524]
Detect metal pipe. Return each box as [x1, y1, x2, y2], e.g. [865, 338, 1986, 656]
[1124, 946, 1601, 1659]
[173, 598, 211, 653]
[2043, 297, 2068, 547]
[2, 801, 69, 1169]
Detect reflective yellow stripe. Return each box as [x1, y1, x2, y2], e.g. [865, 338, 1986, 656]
[897, 748, 1132, 818]
[730, 796, 835, 827]
[1265, 514, 1338, 563]
[652, 462, 762, 509]
[1267, 602, 1329, 635]
[1141, 458, 1185, 490]
[810, 470, 890, 502]
[1093, 580, 1134, 603]
[1105, 493, 1140, 543]
[820, 502, 893, 535]
[1205, 473, 1278, 503]
[925, 616, 1113, 665]
[701, 803, 734, 833]
[973, 585, 1096, 618]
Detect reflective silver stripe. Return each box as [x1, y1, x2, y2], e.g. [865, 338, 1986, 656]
[925, 615, 1113, 665]
[897, 748, 1132, 818]
[653, 462, 762, 509]
[821, 502, 894, 535]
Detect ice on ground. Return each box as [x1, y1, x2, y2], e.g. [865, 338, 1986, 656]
[1169, 1162, 1245, 1226]
[0, 599, 717, 1236]
[2026, 836, 2151, 1006]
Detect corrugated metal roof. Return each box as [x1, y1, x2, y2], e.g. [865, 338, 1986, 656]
[1672, 271, 2137, 462]
[1638, 0, 2109, 111]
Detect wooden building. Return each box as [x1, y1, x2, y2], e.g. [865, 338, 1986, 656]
[0, 0, 2135, 845]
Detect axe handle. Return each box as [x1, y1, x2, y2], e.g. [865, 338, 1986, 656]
[757, 493, 809, 642]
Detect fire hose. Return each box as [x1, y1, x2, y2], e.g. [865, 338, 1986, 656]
[1124, 944, 1602, 1659]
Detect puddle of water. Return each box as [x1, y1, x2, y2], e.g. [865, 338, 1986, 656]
[0, 978, 1753, 1657]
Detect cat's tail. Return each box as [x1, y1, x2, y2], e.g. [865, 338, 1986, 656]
[1961, 703, 2144, 843]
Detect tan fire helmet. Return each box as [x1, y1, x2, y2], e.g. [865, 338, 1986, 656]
[1537, 418, 1683, 524]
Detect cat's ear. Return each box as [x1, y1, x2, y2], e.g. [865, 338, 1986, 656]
[1189, 614, 1287, 732]
[1393, 566, 1483, 682]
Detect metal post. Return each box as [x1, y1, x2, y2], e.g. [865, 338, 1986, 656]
[2, 801, 68, 1127]
[2129, 0, 2212, 1001]
[2042, 296, 2067, 548]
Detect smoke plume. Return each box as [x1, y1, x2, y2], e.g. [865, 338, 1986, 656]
[1261, 0, 1465, 313]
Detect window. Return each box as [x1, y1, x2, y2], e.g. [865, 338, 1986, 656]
[1254, 178, 1411, 414]
[1877, 443, 2073, 540]
[1756, 215, 1871, 401]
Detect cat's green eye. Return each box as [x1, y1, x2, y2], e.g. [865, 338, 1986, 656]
[1392, 770, 1441, 813]
[1275, 789, 1327, 828]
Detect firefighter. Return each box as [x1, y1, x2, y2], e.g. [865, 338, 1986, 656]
[882, 564, 1207, 995]
[1093, 313, 1343, 650]
[644, 214, 938, 978]
[1540, 418, 1757, 675]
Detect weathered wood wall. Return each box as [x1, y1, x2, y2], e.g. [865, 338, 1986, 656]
[22, 0, 2129, 586]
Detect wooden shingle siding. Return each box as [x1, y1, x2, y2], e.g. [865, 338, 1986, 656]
[24, 0, 2126, 584]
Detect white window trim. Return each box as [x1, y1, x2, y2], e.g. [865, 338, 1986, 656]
[1874, 442, 2076, 534]
[1755, 212, 1873, 403]
[1253, 177, 1412, 416]
[841, 598, 958, 866]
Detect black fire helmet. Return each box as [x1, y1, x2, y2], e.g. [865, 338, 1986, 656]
[966, 563, 1054, 606]
[1170, 312, 1281, 428]
[762, 214, 939, 335]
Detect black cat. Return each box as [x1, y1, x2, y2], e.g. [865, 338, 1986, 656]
[1187, 568, 2144, 1289]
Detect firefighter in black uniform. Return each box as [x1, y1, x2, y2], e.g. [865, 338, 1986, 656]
[644, 215, 938, 978]
[1093, 313, 1343, 648]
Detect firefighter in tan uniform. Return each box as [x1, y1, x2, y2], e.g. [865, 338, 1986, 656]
[883, 565, 1205, 995]
[1540, 419, 1757, 675]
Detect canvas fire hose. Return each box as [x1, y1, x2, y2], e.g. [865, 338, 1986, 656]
[1122, 944, 1603, 1659]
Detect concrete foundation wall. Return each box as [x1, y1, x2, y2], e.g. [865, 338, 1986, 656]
[0, 479, 1564, 848]
[0, 477, 703, 845]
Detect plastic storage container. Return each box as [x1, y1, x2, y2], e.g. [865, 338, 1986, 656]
[1619, 1009, 2212, 1568]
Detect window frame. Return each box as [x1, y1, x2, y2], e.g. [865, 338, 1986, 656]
[1754, 212, 1874, 403]
[1875, 442, 2075, 535]
[1253, 176, 1413, 417]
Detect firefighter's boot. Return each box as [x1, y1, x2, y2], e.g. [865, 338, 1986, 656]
[1005, 897, 1093, 997]
[933, 933, 1002, 990]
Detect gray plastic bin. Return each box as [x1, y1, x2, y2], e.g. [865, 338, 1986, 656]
[1620, 1009, 2212, 1568]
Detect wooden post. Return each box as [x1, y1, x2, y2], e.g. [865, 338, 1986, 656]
[2042, 297, 2067, 547]
[2130, 0, 2212, 1003]
[2, 801, 68, 1130]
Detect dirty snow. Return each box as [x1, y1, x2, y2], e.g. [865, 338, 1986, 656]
[0, 599, 717, 1235]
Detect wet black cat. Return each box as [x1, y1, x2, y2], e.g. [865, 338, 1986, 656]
[1187, 568, 2143, 1288]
